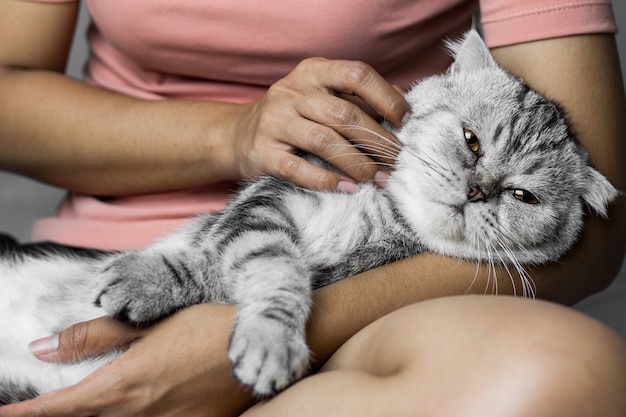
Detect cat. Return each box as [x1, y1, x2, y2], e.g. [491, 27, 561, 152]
[0, 29, 618, 404]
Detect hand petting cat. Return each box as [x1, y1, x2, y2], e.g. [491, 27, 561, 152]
[226, 58, 409, 192]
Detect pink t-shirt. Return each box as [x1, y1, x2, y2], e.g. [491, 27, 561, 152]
[27, 0, 616, 250]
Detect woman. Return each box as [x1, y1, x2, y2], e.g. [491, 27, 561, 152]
[0, 0, 625, 415]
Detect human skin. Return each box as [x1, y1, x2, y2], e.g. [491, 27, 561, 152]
[0, 1, 625, 416]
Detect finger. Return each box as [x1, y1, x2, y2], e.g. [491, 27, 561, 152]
[0, 348, 154, 417]
[264, 150, 359, 193]
[299, 58, 410, 128]
[296, 93, 401, 171]
[29, 316, 145, 364]
[283, 116, 381, 183]
[337, 122, 401, 169]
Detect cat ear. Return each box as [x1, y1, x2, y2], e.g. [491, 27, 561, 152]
[582, 167, 619, 218]
[447, 29, 496, 73]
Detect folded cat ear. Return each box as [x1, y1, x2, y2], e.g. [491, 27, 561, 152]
[447, 29, 496, 73]
[582, 167, 619, 218]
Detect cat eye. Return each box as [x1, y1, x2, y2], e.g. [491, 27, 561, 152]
[513, 189, 539, 205]
[463, 128, 480, 153]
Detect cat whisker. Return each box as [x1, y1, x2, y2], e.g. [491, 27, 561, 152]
[405, 149, 458, 191]
[473, 231, 530, 298]
[464, 248, 486, 296]
[328, 124, 404, 160]
[324, 142, 400, 163]
[492, 234, 536, 299]
[356, 143, 403, 159]
[408, 146, 451, 174]
[328, 124, 403, 150]
[488, 247, 499, 296]
[323, 153, 396, 173]
[479, 243, 498, 296]
[404, 152, 452, 187]
[474, 225, 528, 298]
[497, 232, 537, 299]
[466, 263, 481, 295]
[349, 134, 403, 150]
[334, 160, 395, 174]
[515, 262, 537, 299]
[489, 236, 519, 297]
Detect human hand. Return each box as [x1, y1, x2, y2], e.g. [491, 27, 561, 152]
[0, 304, 255, 417]
[229, 57, 410, 192]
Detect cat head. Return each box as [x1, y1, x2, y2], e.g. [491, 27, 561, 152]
[388, 29, 618, 265]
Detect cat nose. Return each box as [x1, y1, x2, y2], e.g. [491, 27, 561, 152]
[467, 185, 486, 203]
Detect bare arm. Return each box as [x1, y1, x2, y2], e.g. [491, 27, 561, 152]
[0, 2, 234, 195]
[0, 1, 408, 196]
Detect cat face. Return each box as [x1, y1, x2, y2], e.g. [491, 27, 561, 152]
[388, 30, 617, 265]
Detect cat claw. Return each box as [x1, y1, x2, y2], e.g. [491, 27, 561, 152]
[228, 316, 310, 397]
[94, 251, 191, 324]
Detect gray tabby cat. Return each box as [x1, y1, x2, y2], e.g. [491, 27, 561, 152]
[0, 30, 618, 404]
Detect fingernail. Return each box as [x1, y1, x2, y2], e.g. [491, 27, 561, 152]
[401, 110, 412, 126]
[337, 180, 358, 194]
[28, 334, 60, 361]
[374, 170, 390, 188]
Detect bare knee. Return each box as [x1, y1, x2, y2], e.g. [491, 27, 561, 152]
[324, 296, 626, 416]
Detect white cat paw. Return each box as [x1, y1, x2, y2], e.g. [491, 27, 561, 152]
[228, 317, 310, 397]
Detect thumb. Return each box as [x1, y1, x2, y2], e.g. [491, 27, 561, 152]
[28, 316, 145, 363]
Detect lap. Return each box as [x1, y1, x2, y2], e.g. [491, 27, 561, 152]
[243, 295, 626, 417]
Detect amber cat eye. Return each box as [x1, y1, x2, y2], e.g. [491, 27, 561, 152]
[513, 189, 539, 204]
[463, 128, 480, 153]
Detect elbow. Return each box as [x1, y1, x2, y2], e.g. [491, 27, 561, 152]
[538, 198, 626, 306]
[573, 198, 626, 302]
[590, 237, 626, 296]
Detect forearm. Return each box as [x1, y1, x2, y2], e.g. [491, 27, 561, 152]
[0, 69, 244, 196]
[308, 203, 624, 358]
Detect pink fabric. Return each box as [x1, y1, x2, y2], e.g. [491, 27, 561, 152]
[25, 0, 616, 250]
[33, 184, 237, 250]
[82, 0, 473, 101]
[481, 0, 617, 47]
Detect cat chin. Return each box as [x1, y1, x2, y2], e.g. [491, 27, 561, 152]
[405, 203, 558, 266]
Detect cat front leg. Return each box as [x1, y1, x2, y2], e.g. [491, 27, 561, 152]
[94, 250, 207, 323]
[224, 233, 312, 397]
[94, 219, 222, 324]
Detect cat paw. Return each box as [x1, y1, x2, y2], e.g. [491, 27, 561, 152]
[228, 316, 310, 397]
[94, 251, 198, 324]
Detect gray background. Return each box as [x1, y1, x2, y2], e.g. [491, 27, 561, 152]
[1, 2, 625, 336]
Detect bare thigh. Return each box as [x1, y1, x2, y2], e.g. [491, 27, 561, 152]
[241, 295, 626, 417]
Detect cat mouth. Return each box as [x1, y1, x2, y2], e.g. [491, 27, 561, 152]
[450, 204, 465, 215]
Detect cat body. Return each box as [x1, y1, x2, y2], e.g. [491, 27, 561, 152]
[0, 30, 618, 403]
[0, 174, 420, 402]
[0, 243, 115, 403]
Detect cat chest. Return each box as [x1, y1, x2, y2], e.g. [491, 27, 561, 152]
[285, 187, 396, 262]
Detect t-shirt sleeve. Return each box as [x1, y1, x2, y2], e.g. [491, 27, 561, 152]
[480, 0, 617, 48]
